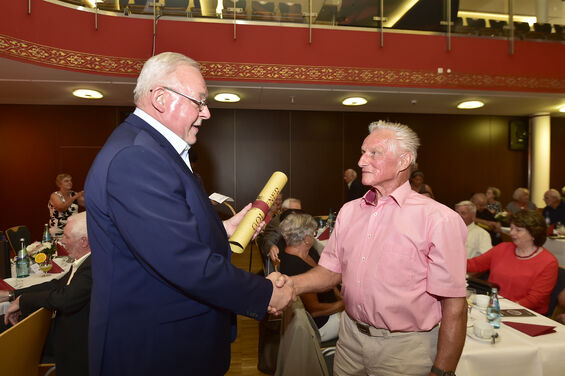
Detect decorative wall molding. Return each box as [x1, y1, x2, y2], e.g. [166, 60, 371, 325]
[1, 33, 564, 92]
[0, 34, 144, 75]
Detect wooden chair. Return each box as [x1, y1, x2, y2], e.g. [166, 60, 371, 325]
[0, 308, 55, 376]
[0, 231, 11, 278]
[5, 225, 31, 259]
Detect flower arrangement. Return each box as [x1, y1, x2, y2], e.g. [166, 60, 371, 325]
[494, 211, 509, 222]
[26, 241, 57, 262]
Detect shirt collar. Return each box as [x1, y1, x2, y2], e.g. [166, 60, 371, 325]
[361, 180, 411, 208]
[133, 108, 191, 157]
[72, 253, 90, 270]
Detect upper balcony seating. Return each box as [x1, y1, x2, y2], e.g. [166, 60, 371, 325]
[252, 1, 276, 21]
[222, 0, 248, 19]
[279, 2, 304, 23]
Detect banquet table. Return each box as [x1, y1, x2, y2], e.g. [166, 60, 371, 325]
[0, 257, 72, 315]
[543, 237, 565, 267]
[457, 298, 565, 376]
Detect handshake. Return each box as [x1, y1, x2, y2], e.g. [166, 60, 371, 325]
[266, 272, 297, 315]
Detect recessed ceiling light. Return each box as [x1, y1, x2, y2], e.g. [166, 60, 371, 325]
[457, 100, 484, 109]
[214, 93, 240, 103]
[342, 97, 367, 106]
[73, 89, 103, 99]
[559, 105, 565, 113]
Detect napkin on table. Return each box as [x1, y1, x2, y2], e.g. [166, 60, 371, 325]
[317, 227, 330, 241]
[48, 260, 64, 274]
[56, 242, 69, 257]
[503, 321, 556, 336]
[0, 279, 14, 291]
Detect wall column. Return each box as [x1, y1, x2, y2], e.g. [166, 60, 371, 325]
[530, 112, 551, 207]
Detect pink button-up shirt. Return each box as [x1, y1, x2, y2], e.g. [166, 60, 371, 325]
[319, 181, 467, 331]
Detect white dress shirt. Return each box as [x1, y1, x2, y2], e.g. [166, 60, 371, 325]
[133, 108, 192, 171]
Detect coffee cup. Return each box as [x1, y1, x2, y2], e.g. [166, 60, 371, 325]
[473, 321, 494, 339]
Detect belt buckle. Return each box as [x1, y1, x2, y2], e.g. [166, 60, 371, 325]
[356, 322, 370, 336]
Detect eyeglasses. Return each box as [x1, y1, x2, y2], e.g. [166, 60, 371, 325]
[154, 86, 208, 111]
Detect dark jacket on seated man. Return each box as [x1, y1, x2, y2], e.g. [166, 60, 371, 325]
[1, 256, 92, 376]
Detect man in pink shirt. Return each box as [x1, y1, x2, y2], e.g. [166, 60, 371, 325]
[291, 121, 467, 376]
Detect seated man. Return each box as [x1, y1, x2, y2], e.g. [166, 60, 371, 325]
[543, 189, 565, 225]
[344, 168, 366, 202]
[471, 193, 501, 246]
[1, 212, 91, 376]
[455, 200, 492, 258]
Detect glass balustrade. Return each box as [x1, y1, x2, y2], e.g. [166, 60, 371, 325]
[53, 0, 565, 43]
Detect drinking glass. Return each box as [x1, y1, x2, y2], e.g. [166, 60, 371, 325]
[466, 288, 476, 313]
[39, 260, 53, 277]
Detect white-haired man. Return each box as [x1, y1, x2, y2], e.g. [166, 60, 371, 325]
[85, 52, 293, 376]
[344, 168, 367, 202]
[1, 212, 91, 376]
[543, 188, 565, 225]
[289, 121, 468, 376]
[455, 200, 492, 259]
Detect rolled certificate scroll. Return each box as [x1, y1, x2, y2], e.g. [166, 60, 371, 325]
[229, 171, 288, 253]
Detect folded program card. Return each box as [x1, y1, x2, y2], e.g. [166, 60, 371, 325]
[500, 309, 536, 317]
[209, 193, 234, 204]
[503, 321, 556, 336]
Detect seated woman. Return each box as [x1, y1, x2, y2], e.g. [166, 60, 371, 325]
[279, 213, 344, 341]
[486, 186, 503, 214]
[506, 187, 536, 214]
[409, 170, 434, 199]
[468, 210, 558, 314]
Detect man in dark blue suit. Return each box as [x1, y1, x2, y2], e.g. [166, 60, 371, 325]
[85, 52, 294, 375]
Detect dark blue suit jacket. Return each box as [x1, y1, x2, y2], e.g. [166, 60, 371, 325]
[85, 114, 273, 375]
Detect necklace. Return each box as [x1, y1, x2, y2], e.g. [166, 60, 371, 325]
[515, 247, 539, 259]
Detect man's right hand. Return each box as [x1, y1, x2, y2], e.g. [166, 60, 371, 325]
[266, 272, 295, 315]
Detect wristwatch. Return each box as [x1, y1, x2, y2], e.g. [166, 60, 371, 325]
[431, 365, 456, 376]
[8, 291, 15, 302]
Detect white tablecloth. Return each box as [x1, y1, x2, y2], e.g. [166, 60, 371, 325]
[543, 238, 565, 267]
[1, 257, 72, 315]
[457, 299, 565, 376]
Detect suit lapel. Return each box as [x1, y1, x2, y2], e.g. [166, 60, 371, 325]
[125, 114, 193, 176]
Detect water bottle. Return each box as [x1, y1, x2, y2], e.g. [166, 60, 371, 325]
[16, 238, 30, 278]
[487, 287, 501, 329]
[42, 223, 52, 243]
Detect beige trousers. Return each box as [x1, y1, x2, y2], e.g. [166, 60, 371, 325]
[333, 313, 439, 376]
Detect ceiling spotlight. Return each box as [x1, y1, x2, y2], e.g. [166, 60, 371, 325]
[73, 89, 103, 99]
[342, 97, 367, 106]
[214, 93, 240, 103]
[457, 100, 484, 109]
[559, 105, 565, 113]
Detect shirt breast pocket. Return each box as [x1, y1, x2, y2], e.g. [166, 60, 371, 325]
[375, 242, 415, 288]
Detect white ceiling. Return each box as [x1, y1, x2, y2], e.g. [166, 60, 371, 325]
[1, 57, 564, 117]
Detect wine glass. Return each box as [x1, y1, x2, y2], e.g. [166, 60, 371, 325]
[466, 288, 476, 314]
[39, 259, 53, 277]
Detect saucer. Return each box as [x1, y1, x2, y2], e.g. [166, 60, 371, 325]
[466, 327, 501, 343]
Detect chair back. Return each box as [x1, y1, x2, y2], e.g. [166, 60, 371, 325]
[275, 299, 330, 376]
[0, 308, 53, 376]
[0, 231, 11, 278]
[5, 225, 32, 259]
[547, 267, 565, 317]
